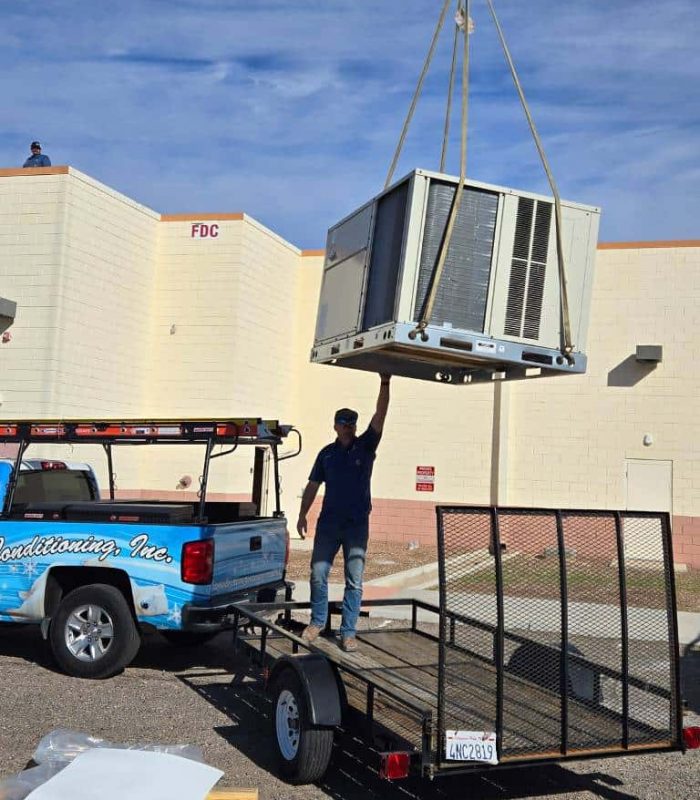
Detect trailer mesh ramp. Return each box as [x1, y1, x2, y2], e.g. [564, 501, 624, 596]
[436, 506, 681, 767]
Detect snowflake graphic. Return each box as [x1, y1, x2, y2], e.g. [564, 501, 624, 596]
[167, 606, 182, 625]
[9, 564, 19, 574]
[23, 561, 38, 578]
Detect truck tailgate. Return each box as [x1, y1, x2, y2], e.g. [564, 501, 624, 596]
[209, 518, 287, 597]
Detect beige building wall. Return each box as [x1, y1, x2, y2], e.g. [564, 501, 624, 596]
[135, 213, 311, 499]
[0, 167, 159, 419]
[507, 243, 700, 512]
[56, 170, 159, 416]
[0, 168, 69, 417]
[0, 167, 159, 480]
[0, 168, 698, 566]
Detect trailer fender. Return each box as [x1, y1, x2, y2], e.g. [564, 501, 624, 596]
[269, 655, 342, 727]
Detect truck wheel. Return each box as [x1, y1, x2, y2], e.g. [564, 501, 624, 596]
[160, 630, 217, 647]
[49, 584, 141, 679]
[272, 668, 334, 784]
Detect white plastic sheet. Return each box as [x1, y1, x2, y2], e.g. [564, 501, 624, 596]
[26, 748, 223, 800]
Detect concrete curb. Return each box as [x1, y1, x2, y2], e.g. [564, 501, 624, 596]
[365, 549, 519, 590]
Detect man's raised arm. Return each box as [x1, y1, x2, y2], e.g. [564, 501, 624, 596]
[370, 373, 391, 435]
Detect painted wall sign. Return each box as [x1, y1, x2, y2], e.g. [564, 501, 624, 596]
[416, 465, 435, 492]
[191, 223, 219, 238]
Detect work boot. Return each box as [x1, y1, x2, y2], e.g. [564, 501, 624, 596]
[301, 624, 322, 643]
[340, 636, 358, 653]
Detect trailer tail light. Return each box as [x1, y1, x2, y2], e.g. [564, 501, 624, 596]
[181, 540, 214, 584]
[379, 752, 411, 780]
[684, 727, 700, 749]
[41, 461, 67, 470]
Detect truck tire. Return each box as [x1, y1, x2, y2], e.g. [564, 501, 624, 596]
[272, 667, 334, 784]
[49, 583, 141, 679]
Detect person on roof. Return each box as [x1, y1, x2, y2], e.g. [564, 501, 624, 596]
[23, 141, 51, 168]
[296, 373, 391, 653]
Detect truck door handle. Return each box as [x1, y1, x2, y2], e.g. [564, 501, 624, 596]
[250, 536, 262, 552]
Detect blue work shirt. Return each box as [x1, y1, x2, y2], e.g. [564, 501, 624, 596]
[309, 425, 381, 525]
[23, 154, 51, 168]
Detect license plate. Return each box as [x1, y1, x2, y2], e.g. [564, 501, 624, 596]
[445, 731, 498, 764]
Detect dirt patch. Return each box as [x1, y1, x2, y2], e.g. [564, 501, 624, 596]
[286, 540, 438, 583]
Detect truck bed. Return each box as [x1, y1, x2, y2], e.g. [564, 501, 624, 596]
[8, 500, 258, 524]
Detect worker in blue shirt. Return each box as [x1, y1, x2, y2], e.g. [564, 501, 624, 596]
[23, 141, 51, 168]
[297, 373, 391, 652]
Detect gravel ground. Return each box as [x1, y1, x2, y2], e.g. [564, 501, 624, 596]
[0, 624, 698, 800]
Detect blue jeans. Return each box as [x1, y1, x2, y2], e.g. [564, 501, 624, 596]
[310, 521, 369, 638]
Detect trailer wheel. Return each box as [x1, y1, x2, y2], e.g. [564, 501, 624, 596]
[49, 584, 141, 679]
[272, 668, 334, 784]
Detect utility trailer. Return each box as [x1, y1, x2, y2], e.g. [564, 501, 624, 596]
[222, 506, 699, 784]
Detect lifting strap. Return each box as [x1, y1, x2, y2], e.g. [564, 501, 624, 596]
[440, 10, 461, 173]
[386, 0, 574, 359]
[485, 0, 573, 358]
[414, 0, 471, 338]
[385, 0, 453, 190]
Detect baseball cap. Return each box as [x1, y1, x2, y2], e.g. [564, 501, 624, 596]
[30, 141, 41, 149]
[334, 408, 358, 425]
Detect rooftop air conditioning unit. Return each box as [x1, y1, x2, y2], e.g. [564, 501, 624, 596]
[311, 169, 600, 384]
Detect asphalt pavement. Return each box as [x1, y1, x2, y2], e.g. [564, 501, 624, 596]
[0, 623, 698, 800]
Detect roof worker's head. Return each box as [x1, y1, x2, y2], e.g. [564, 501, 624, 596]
[334, 408, 358, 446]
[30, 141, 41, 152]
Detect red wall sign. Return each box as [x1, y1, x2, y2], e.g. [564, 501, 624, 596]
[416, 465, 435, 492]
[191, 223, 219, 238]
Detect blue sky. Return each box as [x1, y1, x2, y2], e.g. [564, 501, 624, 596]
[2, 0, 698, 248]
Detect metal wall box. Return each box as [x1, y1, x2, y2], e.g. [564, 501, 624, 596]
[636, 345, 663, 364]
[311, 169, 601, 384]
[0, 297, 17, 334]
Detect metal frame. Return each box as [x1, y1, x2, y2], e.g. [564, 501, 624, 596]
[230, 530, 683, 783]
[435, 505, 684, 770]
[311, 320, 587, 384]
[232, 596, 438, 778]
[0, 418, 301, 521]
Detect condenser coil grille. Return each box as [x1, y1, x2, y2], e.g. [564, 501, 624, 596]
[504, 197, 552, 339]
[413, 182, 498, 331]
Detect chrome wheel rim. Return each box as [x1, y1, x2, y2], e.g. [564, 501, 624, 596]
[276, 689, 300, 760]
[64, 604, 114, 662]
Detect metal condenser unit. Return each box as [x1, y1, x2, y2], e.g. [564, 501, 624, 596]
[311, 169, 600, 384]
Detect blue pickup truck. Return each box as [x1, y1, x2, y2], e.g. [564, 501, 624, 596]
[0, 418, 300, 678]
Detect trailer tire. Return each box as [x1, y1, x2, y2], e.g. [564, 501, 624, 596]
[49, 584, 141, 679]
[272, 668, 334, 784]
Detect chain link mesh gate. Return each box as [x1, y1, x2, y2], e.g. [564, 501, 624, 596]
[435, 506, 682, 768]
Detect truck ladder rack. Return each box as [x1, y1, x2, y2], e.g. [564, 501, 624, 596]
[0, 418, 292, 446]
